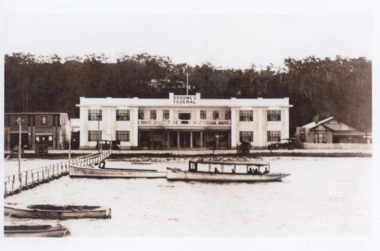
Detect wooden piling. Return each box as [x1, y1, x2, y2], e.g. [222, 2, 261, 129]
[19, 174, 22, 191]
[12, 175, 15, 194]
[25, 171, 28, 189]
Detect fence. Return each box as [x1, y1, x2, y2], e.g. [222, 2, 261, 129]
[302, 143, 372, 150]
[4, 150, 111, 197]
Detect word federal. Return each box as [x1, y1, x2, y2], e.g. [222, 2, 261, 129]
[173, 95, 197, 104]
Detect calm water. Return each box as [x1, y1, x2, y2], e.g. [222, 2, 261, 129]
[3, 157, 372, 237]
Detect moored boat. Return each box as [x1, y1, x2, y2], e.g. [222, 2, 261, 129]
[70, 161, 166, 179]
[4, 203, 111, 219]
[166, 160, 290, 182]
[4, 224, 70, 237]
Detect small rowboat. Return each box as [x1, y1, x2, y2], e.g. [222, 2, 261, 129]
[167, 160, 290, 182]
[70, 161, 166, 179]
[4, 224, 70, 237]
[4, 203, 111, 219]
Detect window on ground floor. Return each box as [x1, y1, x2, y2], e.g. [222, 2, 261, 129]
[88, 130, 102, 141]
[116, 131, 130, 142]
[35, 135, 53, 146]
[300, 131, 306, 142]
[267, 131, 281, 142]
[240, 131, 253, 142]
[314, 133, 327, 143]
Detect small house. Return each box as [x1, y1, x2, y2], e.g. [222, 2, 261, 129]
[295, 117, 366, 144]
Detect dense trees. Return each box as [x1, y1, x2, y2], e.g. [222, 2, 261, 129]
[4, 53, 372, 134]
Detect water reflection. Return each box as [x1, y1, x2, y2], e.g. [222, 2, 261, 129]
[4, 157, 371, 237]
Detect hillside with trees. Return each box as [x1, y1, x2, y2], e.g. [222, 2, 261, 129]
[4, 53, 372, 134]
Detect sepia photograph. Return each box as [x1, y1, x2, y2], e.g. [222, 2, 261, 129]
[1, 1, 379, 250]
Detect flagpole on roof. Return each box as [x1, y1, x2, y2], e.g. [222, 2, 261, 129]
[186, 73, 189, 96]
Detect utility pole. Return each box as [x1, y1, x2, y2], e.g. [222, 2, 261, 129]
[16, 117, 22, 186]
[69, 120, 72, 161]
[98, 119, 101, 150]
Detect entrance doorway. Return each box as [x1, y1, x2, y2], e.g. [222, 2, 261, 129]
[180, 132, 190, 148]
[10, 133, 29, 150]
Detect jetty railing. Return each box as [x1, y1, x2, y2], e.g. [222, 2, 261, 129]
[4, 150, 111, 197]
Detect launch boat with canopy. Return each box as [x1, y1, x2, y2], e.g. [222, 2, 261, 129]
[166, 160, 290, 182]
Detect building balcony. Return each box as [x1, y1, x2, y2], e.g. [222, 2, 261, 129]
[138, 119, 231, 130]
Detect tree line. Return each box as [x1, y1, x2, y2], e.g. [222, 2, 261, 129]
[4, 53, 372, 134]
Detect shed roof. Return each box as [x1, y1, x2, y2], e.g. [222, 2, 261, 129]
[302, 117, 334, 129]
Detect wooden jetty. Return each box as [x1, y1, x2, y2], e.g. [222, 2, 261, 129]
[4, 150, 111, 197]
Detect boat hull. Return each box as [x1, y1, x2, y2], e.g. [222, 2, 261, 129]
[70, 166, 166, 179]
[4, 203, 111, 219]
[4, 224, 69, 237]
[166, 168, 290, 182]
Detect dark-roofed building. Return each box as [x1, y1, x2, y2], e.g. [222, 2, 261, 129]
[295, 117, 366, 144]
[4, 113, 70, 151]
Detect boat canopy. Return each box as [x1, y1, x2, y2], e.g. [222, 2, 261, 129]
[192, 160, 270, 166]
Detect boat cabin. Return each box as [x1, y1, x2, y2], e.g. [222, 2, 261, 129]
[188, 160, 270, 175]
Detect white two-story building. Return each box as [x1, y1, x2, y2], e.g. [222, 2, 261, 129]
[77, 93, 292, 149]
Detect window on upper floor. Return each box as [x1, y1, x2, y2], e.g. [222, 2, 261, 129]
[225, 110, 231, 120]
[41, 116, 47, 125]
[200, 110, 206, 120]
[213, 111, 219, 120]
[88, 109, 102, 121]
[267, 110, 281, 121]
[116, 110, 130, 121]
[150, 110, 157, 120]
[163, 110, 170, 120]
[138, 110, 144, 120]
[239, 110, 253, 121]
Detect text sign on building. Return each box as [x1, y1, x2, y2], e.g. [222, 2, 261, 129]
[173, 95, 197, 104]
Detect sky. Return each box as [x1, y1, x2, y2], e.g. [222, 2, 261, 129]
[2, 7, 374, 69]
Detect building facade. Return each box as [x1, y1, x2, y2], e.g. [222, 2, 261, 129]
[4, 113, 70, 151]
[295, 117, 366, 144]
[77, 93, 292, 149]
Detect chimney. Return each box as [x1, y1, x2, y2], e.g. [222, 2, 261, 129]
[313, 114, 319, 123]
